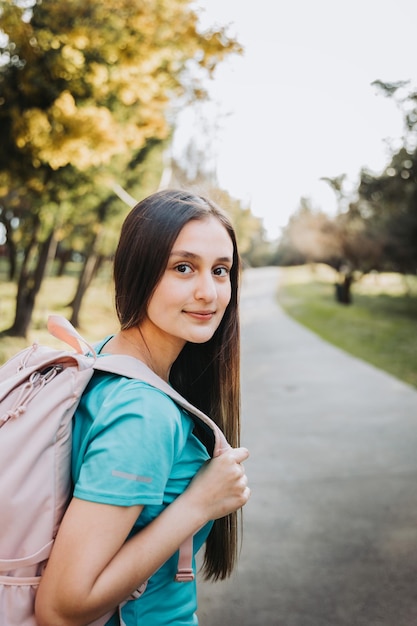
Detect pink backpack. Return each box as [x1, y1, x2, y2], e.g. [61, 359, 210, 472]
[0, 315, 230, 626]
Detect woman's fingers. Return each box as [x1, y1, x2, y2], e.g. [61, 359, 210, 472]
[188, 446, 251, 520]
[228, 446, 250, 464]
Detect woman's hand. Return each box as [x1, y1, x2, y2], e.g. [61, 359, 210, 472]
[186, 447, 250, 522]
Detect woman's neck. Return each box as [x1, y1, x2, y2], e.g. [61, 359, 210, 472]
[105, 327, 176, 382]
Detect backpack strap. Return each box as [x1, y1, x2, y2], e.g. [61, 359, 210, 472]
[47, 315, 231, 583]
[48, 315, 96, 355]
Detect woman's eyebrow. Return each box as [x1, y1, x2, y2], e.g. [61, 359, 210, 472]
[170, 250, 233, 263]
[170, 250, 199, 259]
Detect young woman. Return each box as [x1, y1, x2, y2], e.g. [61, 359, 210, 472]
[35, 189, 250, 626]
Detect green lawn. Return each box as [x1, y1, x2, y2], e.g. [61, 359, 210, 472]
[277, 265, 417, 389]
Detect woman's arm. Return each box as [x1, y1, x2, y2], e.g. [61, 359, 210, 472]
[35, 447, 250, 626]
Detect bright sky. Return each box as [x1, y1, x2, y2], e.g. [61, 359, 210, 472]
[174, 0, 417, 239]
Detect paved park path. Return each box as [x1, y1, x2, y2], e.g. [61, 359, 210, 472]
[197, 266, 417, 626]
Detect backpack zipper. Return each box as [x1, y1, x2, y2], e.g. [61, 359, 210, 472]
[0, 365, 63, 427]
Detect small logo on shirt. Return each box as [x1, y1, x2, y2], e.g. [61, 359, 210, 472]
[111, 469, 152, 483]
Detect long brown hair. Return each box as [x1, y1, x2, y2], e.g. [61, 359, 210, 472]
[113, 189, 241, 580]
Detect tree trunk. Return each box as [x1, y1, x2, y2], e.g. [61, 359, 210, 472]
[335, 274, 353, 305]
[5, 237, 17, 281]
[69, 197, 113, 327]
[1, 214, 18, 281]
[70, 251, 102, 328]
[2, 232, 56, 337]
[56, 248, 73, 277]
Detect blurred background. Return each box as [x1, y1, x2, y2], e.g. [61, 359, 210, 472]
[0, 0, 416, 390]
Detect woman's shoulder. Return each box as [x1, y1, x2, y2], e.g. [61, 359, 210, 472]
[75, 371, 194, 462]
[83, 339, 193, 432]
[92, 369, 181, 411]
[81, 368, 191, 440]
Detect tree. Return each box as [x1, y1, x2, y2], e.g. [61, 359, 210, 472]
[0, 0, 241, 335]
[275, 197, 342, 267]
[357, 150, 417, 275]
[354, 81, 417, 277]
[275, 191, 385, 304]
[275, 79, 417, 303]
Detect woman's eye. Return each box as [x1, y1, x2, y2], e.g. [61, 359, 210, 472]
[213, 266, 230, 277]
[175, 263, 192, 274]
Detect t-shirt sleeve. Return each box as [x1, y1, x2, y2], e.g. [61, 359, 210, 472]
[73, 376, 189, 506]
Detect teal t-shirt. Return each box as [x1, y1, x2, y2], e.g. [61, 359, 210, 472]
[71, 342, 212, 626]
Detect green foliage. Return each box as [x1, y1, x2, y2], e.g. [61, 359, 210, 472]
[278, 265, 417, 388]
[0, 0, 241, 175]
[357, 146, 417, 275]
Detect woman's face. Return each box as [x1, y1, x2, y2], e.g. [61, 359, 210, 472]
[144, 216, 234, 352]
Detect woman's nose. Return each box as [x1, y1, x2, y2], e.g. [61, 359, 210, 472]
[195, 272, 217, 301]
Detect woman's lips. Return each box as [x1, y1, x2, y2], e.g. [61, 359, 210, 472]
[184, 310, 215, 320]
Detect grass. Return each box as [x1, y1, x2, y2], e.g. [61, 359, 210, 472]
[277, 264, 417, 388]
